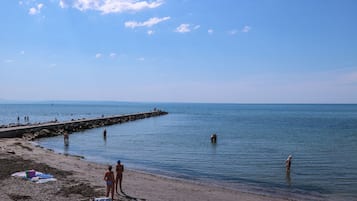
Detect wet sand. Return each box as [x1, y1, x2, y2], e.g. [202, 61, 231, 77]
[0, 138, 295, 201]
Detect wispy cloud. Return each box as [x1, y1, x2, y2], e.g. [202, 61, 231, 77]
[70, 0, 164, 14]
[20, 50, 25, 55]
[29, 3, 44, 15]
[175, 24, 191, 33]
[95, 53, 102, 58]
[4, 59, 15, 63]
[147, 30, 154, 35]
[109, 53, 117, 58]
[193, 25, 200, 30]
[59, 0, 67, 8]
[228, 29, 238, 35]
[208, 29, 213, 34]
[125, 16, 170, 28]
[242, 25, 251, 33]
[138, 57, 145, 61]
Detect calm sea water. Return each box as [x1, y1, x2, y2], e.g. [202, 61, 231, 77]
[1, 102, 357, 200]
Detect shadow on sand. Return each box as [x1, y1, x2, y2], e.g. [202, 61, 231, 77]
[117, 191, 146, 201]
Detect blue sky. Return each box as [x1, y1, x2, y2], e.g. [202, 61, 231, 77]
[1, 0, 357, 103]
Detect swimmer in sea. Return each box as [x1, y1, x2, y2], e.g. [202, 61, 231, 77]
[211, 133, 217, 143]
[104, 165, 115, 200]
[285, 155, 292, 173]
[115, 160, 124, 193]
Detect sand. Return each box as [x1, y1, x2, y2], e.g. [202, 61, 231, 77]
[0, 138, 295, 201]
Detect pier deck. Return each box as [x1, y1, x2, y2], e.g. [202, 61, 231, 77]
[0, 111, 168, 139]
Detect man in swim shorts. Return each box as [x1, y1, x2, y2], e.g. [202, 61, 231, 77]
[116, 160, 124, 193]
[104, 165, 115, 200]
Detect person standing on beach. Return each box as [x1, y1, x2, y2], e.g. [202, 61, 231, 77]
[285, 155, 292, 173]
[104, 165, 115, 200]
[116, 160, 124, 193]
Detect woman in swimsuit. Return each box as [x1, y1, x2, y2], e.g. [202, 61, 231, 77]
[104, 165, 115, 200]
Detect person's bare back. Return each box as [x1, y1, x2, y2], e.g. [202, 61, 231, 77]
[104, 166, 115, 199]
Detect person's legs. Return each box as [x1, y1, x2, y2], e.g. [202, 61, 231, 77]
[119, 175, 123, 192]
[115, 177, 119, 193]
[110, 184, 114, 199]
[106, 185, 110, 197]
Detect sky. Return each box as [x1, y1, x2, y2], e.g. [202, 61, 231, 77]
[1, 0, 357, 103]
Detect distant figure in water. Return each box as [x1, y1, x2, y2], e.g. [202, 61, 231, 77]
[211, 134, 217, 143]
[103, 128, 107, 137]
[116, 160, 124, 194]
[63, 132, 69, 146]
[285, 155, 292, 173]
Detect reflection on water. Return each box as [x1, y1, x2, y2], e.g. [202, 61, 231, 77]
[64, 143, 69, 154]
[286, 172, 292, 187]
[103, 135, 107, 144]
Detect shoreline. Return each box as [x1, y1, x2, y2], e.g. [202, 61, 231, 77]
[0, 138, 305, 201]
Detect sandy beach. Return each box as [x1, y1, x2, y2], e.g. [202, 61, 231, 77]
[0, 138, 296, 201]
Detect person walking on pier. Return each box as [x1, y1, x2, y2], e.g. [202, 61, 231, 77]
[116, 160, 124, 194]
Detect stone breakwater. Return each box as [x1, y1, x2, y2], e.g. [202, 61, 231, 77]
[0, 111, 168, 140]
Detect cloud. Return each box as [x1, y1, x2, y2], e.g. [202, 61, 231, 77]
[228, 29, 238, 35]
[59, 0, 67, 8]
[71, 0, 164, 14]
[29, 3, 44, 15]
[95, 53, 102, 58]
[175, 24, 191, 33]
[125, 16, 170, 28]
[242, 25, 251, 33]
[20, 50, 25, 55]
[4, 59, 15, 63]
[109, 53, 116, 58]
[208, 29, 213, 34]
[138, 57, 145, 61]
[147, 30, 154, 35]
[193, 25, 200, 30]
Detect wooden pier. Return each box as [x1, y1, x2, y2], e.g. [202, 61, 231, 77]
[0, 111, 168, 139]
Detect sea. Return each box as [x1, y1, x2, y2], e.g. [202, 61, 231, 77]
[1, 102, 357, 201]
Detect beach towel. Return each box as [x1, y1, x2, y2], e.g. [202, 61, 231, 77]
[94, 198, 112, 201]
[11, 170, 57, 184]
